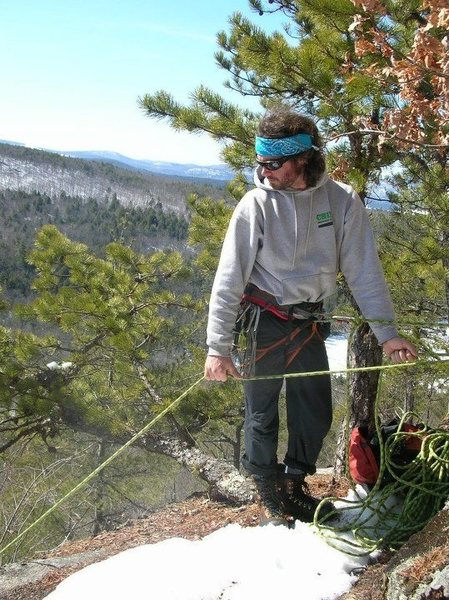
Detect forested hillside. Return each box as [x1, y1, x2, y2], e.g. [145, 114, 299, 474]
[0, 189, 190, 299]
[0, 142, 227, 214]
[0, 143, 230, 299]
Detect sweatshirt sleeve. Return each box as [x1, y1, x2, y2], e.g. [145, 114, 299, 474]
[339, 191, 398, 345]
[206, 199, 263, 356]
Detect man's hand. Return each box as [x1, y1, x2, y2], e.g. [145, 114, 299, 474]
[204, 355, 241, 381]
[382, 336, 418, 363]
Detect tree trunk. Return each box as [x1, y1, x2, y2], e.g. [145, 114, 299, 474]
[60, 404, 254, 504]
[334, 322, 383, 477]
[348, 322, 383, 433]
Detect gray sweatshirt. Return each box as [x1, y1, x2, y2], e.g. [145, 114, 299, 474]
[207, 168, 397, 356]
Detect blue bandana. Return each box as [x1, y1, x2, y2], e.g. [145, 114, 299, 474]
[255, 133, 315, 157]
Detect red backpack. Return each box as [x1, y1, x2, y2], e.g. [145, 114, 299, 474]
[349, 420, 424, 486]
[349, 426, 380, 485]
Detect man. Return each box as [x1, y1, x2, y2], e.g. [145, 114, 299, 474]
[204, 107, 417, 523]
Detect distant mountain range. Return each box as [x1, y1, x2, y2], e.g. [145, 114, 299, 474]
[0, 139, 392, 209]
[65, 150, 235, 181]
[0, 140, 234, 182]
[0, 140, 235, 218]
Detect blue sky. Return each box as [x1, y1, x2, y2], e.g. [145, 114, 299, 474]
[1, 1, 280, 165]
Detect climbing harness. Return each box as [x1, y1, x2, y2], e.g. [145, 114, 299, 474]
[255, 320, 326, 368]
[230, 283, 325, 377]
[241, 283, 323, 321]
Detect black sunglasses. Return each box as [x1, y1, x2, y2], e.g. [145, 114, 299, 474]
[256, 154, 298, 171]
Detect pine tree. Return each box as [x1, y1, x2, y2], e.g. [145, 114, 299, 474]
[346, 0, 449, 324]
[0, 226, 255, 545]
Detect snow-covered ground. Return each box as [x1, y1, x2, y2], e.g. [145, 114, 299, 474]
[44, 490, 378, 600]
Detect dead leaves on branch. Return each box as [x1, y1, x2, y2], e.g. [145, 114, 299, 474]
[349, 0, 449, 150]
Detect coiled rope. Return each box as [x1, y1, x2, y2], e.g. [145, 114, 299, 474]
[314, 390, 449, 556]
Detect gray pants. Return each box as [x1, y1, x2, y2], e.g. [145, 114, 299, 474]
[241, 310, 332, 477]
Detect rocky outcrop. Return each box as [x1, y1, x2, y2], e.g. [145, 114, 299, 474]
[0, 550, 110, 599]
[340, 501, 449, 600]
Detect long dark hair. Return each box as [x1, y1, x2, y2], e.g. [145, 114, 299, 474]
[257, 107, 326, 186]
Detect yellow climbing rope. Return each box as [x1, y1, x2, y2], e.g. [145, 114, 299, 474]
[314, 407, 449, 555]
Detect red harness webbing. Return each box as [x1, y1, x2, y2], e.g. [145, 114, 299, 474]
[241, 292, 290, 320]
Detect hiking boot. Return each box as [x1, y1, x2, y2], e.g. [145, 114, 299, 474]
[279, 472, 335, 523]
[253, 474, 289, 525]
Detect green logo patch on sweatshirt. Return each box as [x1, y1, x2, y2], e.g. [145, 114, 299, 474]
[316, 211, 333, 228]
